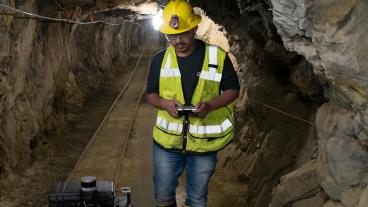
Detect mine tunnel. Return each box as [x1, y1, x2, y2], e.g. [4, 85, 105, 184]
[0, 0, 367, 207]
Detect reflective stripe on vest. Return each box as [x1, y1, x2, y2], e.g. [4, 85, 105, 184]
[160, 45, 222, 81]
[199, 69, 222, 82]
[156, 116, 232, 135]
[156, 116, 183, 132]
[160, 53, 181, 77]
[200, 45, 222, 82]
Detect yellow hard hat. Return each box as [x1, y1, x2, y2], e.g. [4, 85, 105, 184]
[160, 0, 202, 34]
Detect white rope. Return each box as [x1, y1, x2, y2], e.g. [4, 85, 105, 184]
[0, 3, 126, 26]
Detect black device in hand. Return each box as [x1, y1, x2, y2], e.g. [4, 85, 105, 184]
[177, 105, 197, 117]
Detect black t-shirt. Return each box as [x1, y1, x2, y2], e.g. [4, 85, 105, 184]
[146, 40, 240, 105]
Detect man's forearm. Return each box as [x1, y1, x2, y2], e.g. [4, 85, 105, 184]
[146, 93, 181, 118]
[207, 90, 239, 111]
[147, 90, 239, 118]
[146, 93, 166, 110]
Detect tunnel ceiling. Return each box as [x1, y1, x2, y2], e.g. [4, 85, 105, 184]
[53, 0, 240, 21]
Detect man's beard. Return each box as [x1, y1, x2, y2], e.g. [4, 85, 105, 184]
[174, 42, 189, 52]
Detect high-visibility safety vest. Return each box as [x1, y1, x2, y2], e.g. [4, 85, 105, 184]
[153, 44, 234, 153]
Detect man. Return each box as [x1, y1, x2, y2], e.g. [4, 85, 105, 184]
[146, 0, 240, 206]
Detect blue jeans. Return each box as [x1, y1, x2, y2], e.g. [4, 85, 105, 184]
[153, 143, 217, 207]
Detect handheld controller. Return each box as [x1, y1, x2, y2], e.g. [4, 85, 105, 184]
[177, 105, 197, 117]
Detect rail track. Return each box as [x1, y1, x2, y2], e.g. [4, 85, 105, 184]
[66, 41, 156, 190]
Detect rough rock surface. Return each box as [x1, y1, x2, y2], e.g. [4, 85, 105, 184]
[271, 0, 368, 89]
[291, 193, 325, 207]
[271, 0, 368, 206]
[195, 8, 230, 51]
[316, 103, 367, 206]
[357, 186, 368, 207]
[324, 201, 346, 207]
[269, 160, 323, 207]
[0, 0, 142, 176]
[193, 0, 368, 206]
[192, 0, 324, 206]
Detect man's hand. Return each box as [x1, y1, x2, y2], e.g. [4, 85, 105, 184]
[162, 99, 181, 118]
[146, 93, 182, 118]
[146, 90, 239, 119]
[195, 102, 212, 118]
[193, 90, 240, 119]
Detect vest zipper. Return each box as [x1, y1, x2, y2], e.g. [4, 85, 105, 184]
[181, 115, 189, 154]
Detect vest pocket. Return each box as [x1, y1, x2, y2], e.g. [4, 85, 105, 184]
[189, 129, 234, 140]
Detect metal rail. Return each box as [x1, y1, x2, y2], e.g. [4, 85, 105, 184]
[112, 56, 153, 185]
[66, 48, 146, 183]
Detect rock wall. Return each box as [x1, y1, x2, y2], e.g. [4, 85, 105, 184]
[193, 0, 368, 206]
[191, 0, 368, 205]
[270, 0, 368, 206]
[192, 0, 324, 206]
[0, 0, 142, 177]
